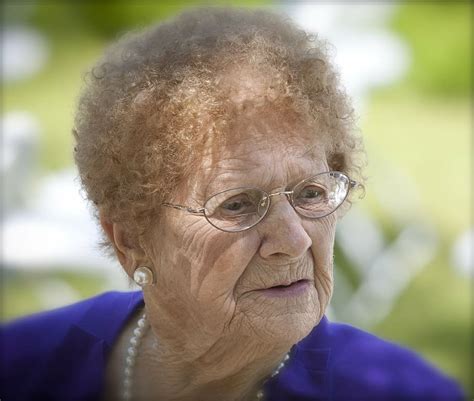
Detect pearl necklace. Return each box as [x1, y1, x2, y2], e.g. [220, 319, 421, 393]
[121, 311, 289, 401]
[122, 311, 149, 401]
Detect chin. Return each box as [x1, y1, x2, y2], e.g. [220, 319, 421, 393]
[237, 287, 324, 345]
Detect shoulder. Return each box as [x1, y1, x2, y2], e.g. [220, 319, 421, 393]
[2, 290, 140, 355]
[297, 318, 465, 401]
[1, 290, 143, 401]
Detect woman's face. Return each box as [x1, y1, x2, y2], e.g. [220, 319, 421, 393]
[143, 109, 336, 358]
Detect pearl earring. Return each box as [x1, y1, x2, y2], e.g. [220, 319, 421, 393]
[133, 266, 155, 287]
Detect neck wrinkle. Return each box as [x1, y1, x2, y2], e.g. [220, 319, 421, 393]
[134, 325, 291, 401]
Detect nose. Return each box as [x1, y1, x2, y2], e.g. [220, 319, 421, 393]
[257, 195, 312, 260]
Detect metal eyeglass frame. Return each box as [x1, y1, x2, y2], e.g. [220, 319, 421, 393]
[162, 171, 360, 232]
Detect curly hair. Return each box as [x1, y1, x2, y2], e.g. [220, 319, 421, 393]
[73, 6, 365, 255]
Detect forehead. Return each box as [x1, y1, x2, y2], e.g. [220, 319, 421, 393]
[190, 108, 329, 199]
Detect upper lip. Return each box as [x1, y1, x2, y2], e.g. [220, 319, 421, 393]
[242, 254, 314, 292]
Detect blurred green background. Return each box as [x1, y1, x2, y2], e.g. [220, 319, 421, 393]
[2, 1, 471, 395]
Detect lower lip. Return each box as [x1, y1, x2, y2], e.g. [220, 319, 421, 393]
[258, 280, 311, 298]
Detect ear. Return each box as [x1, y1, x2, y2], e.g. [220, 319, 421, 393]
[99, 211, 146, 278]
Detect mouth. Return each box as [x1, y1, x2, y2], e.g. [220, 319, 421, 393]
[256, 279, 311, 298]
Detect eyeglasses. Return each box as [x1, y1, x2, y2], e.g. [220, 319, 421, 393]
[162, 171, 359, 233]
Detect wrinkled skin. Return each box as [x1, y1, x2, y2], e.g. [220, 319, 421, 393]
[104, 108, 336, 401]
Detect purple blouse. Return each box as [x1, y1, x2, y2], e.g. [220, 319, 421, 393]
[1, 291, 464, 401]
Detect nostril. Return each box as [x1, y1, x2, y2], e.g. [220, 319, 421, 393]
[271, 252, 288, 259]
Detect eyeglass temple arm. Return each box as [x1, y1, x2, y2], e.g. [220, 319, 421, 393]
[162, 203, 205, 215]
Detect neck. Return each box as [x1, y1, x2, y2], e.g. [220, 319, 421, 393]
[130, 312, 290, 401]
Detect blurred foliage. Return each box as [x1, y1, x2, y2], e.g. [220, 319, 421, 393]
[7, 0, 270, 38]
[373, 249, 470, 392]
[354, 87, 470, 392]
[391, 3, 471, 97]
[2, 270, 107, 321]
[361, 88, 470, 240]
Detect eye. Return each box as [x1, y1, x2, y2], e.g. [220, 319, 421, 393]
[298, 185, 325, 201]
[222, 198, 251, 211]
[218, 193, 257, 215]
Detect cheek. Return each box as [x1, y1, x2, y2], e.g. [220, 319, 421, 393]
[305, 215, 336, 303]
[305, 215, 336, 268]
[154, 217, 261, 300]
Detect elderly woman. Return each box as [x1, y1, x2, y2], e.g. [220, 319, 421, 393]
[2, 7, 464, 401]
